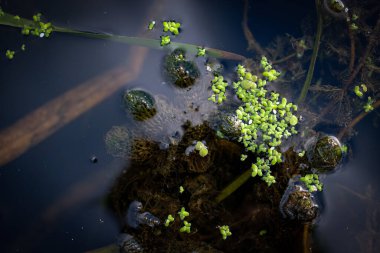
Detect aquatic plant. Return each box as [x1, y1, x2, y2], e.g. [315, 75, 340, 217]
[148, 20, 155, 30]
[233, 57, 298, 185]
[0, 10, 245, 61]
[164, 214, 175, 227]
[163, 21, 181, 35]
[5, 50, 15, 60]
[180, 221, 191, 233]
[209, 75, 228, 104]
[178, 207, 189, 220]
[300, 174, 323, 192]
[364, 97, 374, 112]
[218, 225, 232, 240]
[197, 46, 206, 57]
[354, 84, 367, 97]
[160, 35, 171, 46]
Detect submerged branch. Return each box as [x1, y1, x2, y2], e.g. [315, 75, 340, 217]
[0, 12, 245, 61]
[242, 0, 267, 56]
[215, 169, 251, 203]
[297, 0, 323, 105]
[337, 99, 380, 140]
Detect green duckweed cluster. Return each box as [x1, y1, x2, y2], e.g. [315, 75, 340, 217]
[231, 56, 299, 186]
[5, 50, 15, 60]
[353, 84, 375, 113]
[364, 97, 374, 112]
[21, 13, 53, 38]
[164, 207, 191, 233]
[1, 10, 51, 60]
[197, 46, 206, 57]
[218, 225, 232, 240]
[158, 20, 181, 46]
[164, 214, 175, 227]
[354, 83, 367, 97]
[300, 174, 323, 192]
[195, 141, 209, 157]
[209, 75, 228, 104]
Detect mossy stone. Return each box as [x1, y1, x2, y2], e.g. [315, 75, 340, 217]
[163, 49, 200, 88]
[123, 90, 157, 121]
[311, 135, 342, 172]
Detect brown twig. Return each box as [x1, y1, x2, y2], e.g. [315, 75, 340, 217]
[242, 0, 267, 56]
[348, 24, 356, 74]
[344, 14, 380, 89]
[272, 53, 297, 65]
[337, 99, 380, 140]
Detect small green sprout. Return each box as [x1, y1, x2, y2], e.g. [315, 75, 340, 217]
[163, 21, 181, 35]
[300, 174, 323, 192]
[160, 35, 171, 46]
[33, 13, 42, 22]
[259, 230, 267, 236]
[14, 15, 20, 20]
[218, 225, 232, 240]
[354, 84, 367, 97]
[5, 50, 15, 60]
[180, 221, 191, 233]
[179, 186, 184, 194]
[289, 115, 298, 126]
[197, 47, 206, 57]
[0, 7, 4, 16]
[195, 141, 209, 157]
[341, 144, 348, 154]
[350, 23, 358, 30]
[240, 154, 248, 161]
[148, 20, 156, 30]
[21, 44, 26, 51]
[178, 207, 189, 220]
[298, 150, 306, 157]
[164, 214, 175, 227]
[364, 97, 374, 112]
[209, 75, 228, 104]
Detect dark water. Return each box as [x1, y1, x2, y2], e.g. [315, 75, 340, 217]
[0, 0, 379, 252]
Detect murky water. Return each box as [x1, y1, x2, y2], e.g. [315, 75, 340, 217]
[0, 0, 379, 252]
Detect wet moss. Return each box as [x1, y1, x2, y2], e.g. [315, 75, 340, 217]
[124, 89, 157, 121]
[163, 48, 200, 88]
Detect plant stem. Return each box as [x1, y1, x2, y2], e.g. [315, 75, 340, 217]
[297, 0, 323, 104]
[215, 169, 251, 203]
[0, 12, 246, 61]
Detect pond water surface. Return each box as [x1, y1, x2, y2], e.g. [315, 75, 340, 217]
[0, 0, 379, 252]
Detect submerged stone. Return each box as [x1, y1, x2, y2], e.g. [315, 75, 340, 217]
[163, 48, 200, 88]
[118, 233, 143, 253]
[105, 126, 133, 159]
[124, 89, 157, 121]
[280, 176, 319, 222]
[210, 112, 241, 141]
[126, 200, 160, 229]
[309, 135, 342, 172]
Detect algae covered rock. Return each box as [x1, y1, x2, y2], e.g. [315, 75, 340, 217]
[280, 176, 319, 222]
[209, 112, 241, 141]
[307, 135, 342, 172]
[124, 89, 157, 121]
[163, 48, 200, 88]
